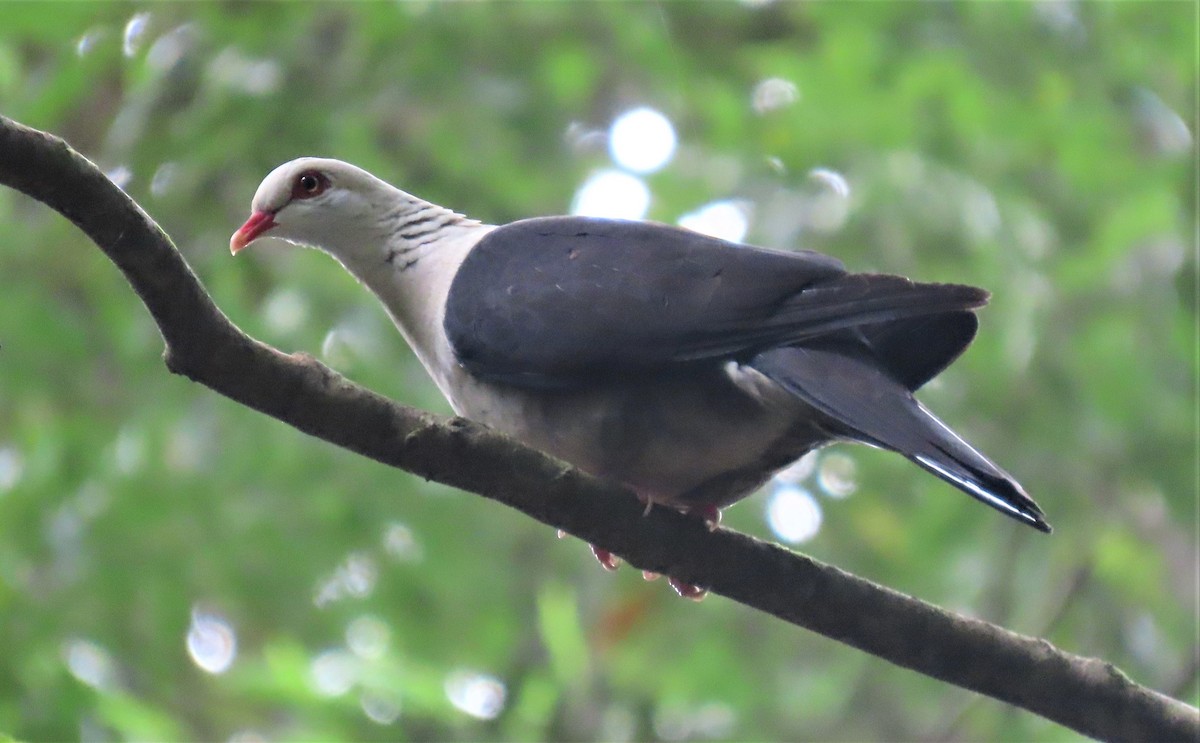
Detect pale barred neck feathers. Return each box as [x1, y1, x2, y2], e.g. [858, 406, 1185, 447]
[372, 197, 482, 277]
[325, 184, 492, 386]
[336, 187, 493, 394]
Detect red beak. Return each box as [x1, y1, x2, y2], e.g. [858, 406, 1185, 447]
[230, 210, 278, 255]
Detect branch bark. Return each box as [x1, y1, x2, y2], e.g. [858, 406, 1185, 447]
[0, 115, 1194, 741]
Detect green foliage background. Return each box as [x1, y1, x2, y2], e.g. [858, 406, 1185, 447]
[0, 2, 1195, 740]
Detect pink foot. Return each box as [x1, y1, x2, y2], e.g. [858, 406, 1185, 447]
[635, 492, 655, 517]
[569, 493, 719, 599]
[668, 576, 708, 601]
[689, 504, 722, 531]
[590, 544, 621, 571]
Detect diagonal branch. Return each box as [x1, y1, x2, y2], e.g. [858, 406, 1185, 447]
[0, 115, 1194, 741]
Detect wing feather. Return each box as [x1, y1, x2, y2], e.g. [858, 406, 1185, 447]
[444, 216, 986, 388]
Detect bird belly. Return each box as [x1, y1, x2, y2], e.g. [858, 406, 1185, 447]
[446, 362, 823, 510]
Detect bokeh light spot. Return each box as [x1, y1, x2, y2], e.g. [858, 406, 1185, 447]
[186, 608, 237, 675]
[1130, 87, 1193, 157]
[654, 701, 736, 740]
[76, 30, 104, 57]
[609, 107, 676, 174]
[678, 200, 751, 243]
[63, 638, 116, 690]
[0, 445, 24, 492]
[114, 426, 146, 475]
[147, 24, 193, 72]
[314, 552, 378, 607]
[808, 167, 850, 198]
[106, 165, 132, 191]
[263, 288, 310, 336]
[571, 169, 650, 220]
[346, 615, 390, 660]
[803, 167, 851, 233]
[752, 77, 799, 114]
[150, 162, 178, 199]
[773, 451, 818, 486]
[817, 452, 858, 498]
[123, 12, 150, 57]
[383, 521, 423, 562]
[445, 670, 506, 720]
[766, 486, 822, 544]
[311, 649, 358, 697]
[361, 692, 402, 725]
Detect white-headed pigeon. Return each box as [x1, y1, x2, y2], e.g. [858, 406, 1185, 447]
[232, 158, 1048, 596]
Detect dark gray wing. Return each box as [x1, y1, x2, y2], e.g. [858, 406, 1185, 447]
[444, 216, 988, 388]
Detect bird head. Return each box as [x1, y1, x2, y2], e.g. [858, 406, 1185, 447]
[230, 157, 392, 255]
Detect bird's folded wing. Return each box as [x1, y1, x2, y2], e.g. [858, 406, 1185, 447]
[443, 216, 988, 388]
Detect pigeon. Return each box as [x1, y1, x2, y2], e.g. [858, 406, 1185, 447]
[232, 158, 1049, 596]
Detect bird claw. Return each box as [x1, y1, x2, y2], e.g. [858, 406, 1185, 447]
[689, 504, 722, 531]
[589, 544, 621, 571]
[634, 491, 655, 517]
[668, 576, 708, 601]
[575, 496, 719, 599]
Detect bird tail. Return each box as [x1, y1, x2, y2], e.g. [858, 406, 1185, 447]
[751, 345, 1050, 532]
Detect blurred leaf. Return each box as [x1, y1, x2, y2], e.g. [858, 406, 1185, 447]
[536, 582, 589, 686]
[95, 691, 184, 742]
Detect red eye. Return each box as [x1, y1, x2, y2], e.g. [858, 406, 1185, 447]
[292, 170, 329, 199]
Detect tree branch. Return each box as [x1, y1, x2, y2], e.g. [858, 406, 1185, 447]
[0, 115, 1194, 741]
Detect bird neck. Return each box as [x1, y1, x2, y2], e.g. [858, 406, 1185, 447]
[332, 196, 492, 388]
